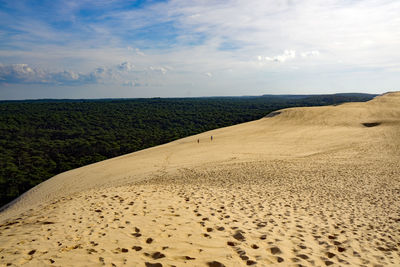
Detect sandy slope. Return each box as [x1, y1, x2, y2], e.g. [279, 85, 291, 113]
[1, 92, 399, 266]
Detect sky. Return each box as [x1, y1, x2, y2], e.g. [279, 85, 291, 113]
[0, 0, 400, 99]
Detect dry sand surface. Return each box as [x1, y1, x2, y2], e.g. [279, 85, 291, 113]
[1, 92, 400, 267]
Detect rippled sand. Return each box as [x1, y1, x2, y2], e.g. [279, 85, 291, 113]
[1, 92, 399, 266]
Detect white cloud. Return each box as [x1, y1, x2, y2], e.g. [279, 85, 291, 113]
[149, 66, 168, 75]
[0, 64, 44, 83]
[0, 62, 139, 85]
[0, 63, 76, 84]
[258, 50, 321, 63]
[262, 50, 296, 63]
[0, 61, 176, 89]
[50, 70, 87, 84]
[301, 50, 320, 58]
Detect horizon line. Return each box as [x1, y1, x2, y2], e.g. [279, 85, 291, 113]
[0, 92, 382, 102]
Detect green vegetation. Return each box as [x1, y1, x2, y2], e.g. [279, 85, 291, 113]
[0, 93, 376, 207]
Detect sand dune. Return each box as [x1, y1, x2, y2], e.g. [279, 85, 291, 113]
[1, 92, 399, 266]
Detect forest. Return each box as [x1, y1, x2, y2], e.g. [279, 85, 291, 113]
[0, 93, 376, 207]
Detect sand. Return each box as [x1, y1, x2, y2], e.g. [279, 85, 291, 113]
[1, 92, 399, 266]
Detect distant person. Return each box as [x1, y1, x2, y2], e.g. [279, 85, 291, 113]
[211, 135, 213, 141]
[197, 139, 199, 144]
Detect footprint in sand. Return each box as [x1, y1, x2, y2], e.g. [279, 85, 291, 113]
[207, 261, 225, 267]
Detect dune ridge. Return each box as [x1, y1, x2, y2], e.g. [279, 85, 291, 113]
[1, 92, 399, 266]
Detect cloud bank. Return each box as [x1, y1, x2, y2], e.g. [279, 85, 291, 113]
[0, 61, 164, 87]
[0, 64, 101, 85]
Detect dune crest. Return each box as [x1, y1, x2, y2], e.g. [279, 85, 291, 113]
[1, 92, 399, 266]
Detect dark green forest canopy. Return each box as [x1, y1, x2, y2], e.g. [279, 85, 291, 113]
[0, 93, 376, 207]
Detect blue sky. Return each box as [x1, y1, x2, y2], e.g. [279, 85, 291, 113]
[0, 0, 400, 99]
